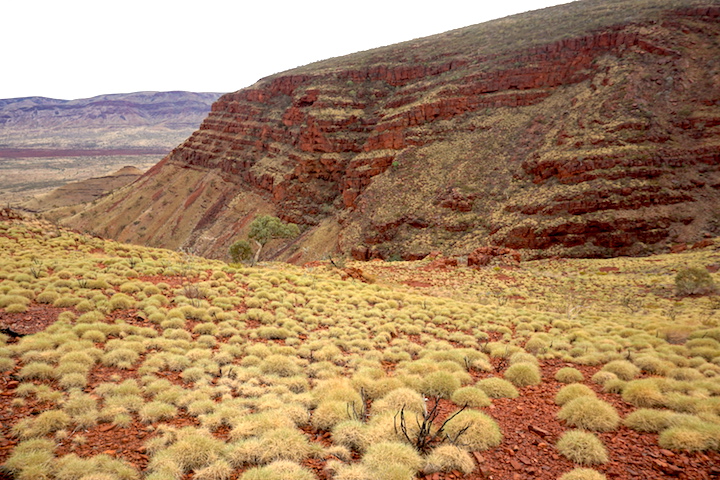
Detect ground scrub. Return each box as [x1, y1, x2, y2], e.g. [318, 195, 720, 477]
[556, 430, 609, 464]
[503, 361, 542, 387]
[2, 219, 720, 477]
[557, 396, 620, 431]
[675, 267, 717, 296]
[443, 409, 502, 451]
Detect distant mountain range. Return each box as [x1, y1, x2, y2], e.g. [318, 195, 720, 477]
[0, 91, 222, 150]
[0, 91, 222, 205]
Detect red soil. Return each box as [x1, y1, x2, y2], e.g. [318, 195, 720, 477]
[0, 280, 718, 479]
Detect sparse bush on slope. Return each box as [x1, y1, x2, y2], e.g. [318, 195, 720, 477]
[675, 267, 717, 296]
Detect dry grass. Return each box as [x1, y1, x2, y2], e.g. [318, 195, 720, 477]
[1, 218, 719, 479]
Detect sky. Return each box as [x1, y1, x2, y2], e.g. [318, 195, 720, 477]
[2, 0, 574, 101]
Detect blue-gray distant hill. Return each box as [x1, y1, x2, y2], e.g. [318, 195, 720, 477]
[0, 91, 223, 150]
[0, 91, 222, 205]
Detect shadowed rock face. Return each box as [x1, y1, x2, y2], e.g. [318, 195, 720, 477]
[63, 2, 720, 262]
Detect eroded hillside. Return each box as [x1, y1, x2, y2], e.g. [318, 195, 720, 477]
[61, 0, 720, 263]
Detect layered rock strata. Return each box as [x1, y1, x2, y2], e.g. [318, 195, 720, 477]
[64, 2, 720, 261]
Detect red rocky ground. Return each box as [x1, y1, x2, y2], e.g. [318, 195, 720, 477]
[1, 293, 719, 479]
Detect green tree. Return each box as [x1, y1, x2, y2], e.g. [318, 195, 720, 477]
[228, 240, 252, 263]
[246, 215, 300, 265]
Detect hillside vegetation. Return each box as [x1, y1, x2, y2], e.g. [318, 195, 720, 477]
[1, 216, 719, 479]
[58, 0, 720, 262]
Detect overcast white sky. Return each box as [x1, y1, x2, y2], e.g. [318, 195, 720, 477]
[3, 0, 574, 101]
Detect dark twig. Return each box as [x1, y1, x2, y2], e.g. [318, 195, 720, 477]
[393, 397, 468, 453]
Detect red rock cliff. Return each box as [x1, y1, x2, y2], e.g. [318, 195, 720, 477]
[65, 1, 720, 261]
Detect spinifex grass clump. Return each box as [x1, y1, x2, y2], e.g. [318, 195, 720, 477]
[601, 360, 640, 381]
[556, 430, 609, 465]
[2, 218, 720, 476]
[557, 396, 620, 432]
[658, 417, 720, 452]
[372, 388, 426, 416]
[555, 383, 596, 406]
[360, 441, 423, 479]
[423, 444, 476, 475]
[419, 370, 462, 399]
[451, 386, 491, 408]
[555, 367, 585, 383]
[4, 438, 56, 480]
[503, 361, 542, 387]
[443, 409, 503, 451]
[559, 468, 608, 480]
[476, 377, 519, 398]
[622, 379, 666, 408]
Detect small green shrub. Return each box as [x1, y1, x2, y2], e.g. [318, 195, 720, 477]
[556, 430, 608, 465]
[229, 240, 253, 263]
[675, 267, 717, 296]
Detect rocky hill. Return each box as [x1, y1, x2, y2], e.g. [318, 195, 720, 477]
[21, 166, 145, 214]
[61, 0, 720, 263]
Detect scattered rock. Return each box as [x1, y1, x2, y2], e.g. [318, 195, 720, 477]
[692, 239, 714, 249]
[528, 425, 550, 438]
[468, 246, 522, 267]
